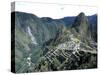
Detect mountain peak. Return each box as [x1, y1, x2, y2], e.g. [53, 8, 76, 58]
[72, 12, 89, 39]
[76, 12, 87, 23]
[78, 12, 85, 17]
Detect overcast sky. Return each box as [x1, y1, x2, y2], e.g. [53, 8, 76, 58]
[13, 1, 97, 19]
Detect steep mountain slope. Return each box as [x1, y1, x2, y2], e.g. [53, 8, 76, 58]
[88, 14, 97, 42]
[12, 11, 65, 72]
[33, 24, 97, 72]
[72, 12, 89, 35]
[32, 12, 97, 72]
[12, 11, 97, 73]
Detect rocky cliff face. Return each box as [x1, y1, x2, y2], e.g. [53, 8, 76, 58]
[12, 12, 97, 73]
[72, 12, 89, 36]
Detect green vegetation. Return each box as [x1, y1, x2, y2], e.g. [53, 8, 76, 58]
[12, 12, 97, 73]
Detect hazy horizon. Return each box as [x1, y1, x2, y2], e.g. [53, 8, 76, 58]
[12, 2, 97, 19]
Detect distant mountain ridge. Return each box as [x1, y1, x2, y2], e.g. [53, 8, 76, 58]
[12, 11, 97, 73]
[13, 11, 97, 25]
